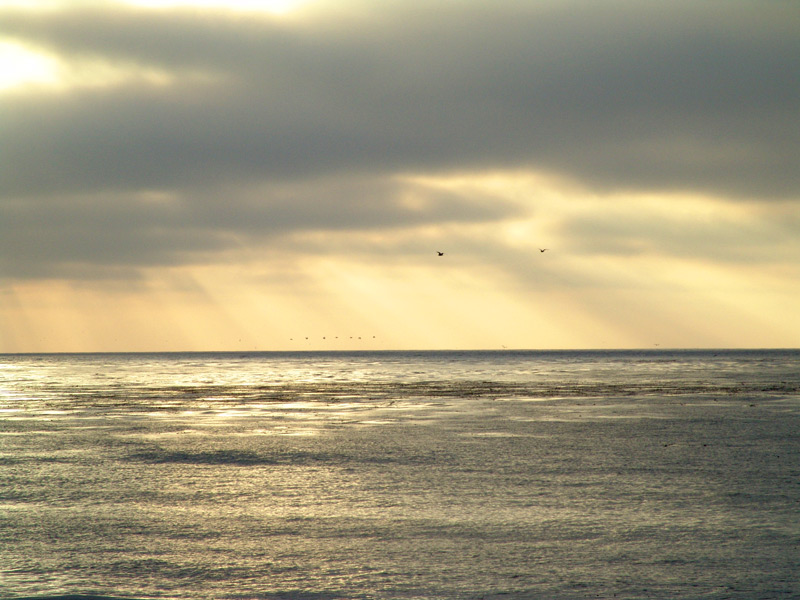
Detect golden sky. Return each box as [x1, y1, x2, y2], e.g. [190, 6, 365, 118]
[1, 0, 798, 352]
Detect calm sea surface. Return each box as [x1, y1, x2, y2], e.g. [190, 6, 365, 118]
[1, 350, 799, 600]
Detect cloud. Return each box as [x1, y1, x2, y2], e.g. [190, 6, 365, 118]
[555, 195, 800, 264]
[4, 0, 799, 194]
[1, 0, 798, 282]
[0, 174, 520, 278]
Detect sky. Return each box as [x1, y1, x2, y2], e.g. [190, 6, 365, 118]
[1, 0, 798, 352]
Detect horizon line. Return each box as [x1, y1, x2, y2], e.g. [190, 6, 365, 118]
[2, 347, 798, 356]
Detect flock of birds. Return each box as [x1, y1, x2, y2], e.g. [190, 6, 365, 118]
[291, 335, 376, 342]
[437, 248, 548, 256]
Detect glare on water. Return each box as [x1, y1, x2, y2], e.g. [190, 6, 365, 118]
[1, 350, 798, 599]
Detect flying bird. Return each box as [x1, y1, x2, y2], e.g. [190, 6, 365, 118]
[437, 251, 445, 256]
[539, 248, 548, 252]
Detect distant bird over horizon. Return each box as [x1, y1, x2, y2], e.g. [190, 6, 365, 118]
[539, 248, 548, 252]
[437, 251, 444, 256]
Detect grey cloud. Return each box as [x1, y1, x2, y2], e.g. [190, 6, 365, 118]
[3, 0, 799, 198]
[0, 177, 518, 279]
[2, 0, 799, 281]
[555, 200, 800, 265]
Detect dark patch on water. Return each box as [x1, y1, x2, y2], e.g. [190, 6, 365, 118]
[33, 380, 800, 412]
[5, 597, 148, 600]
[129, 448, 448, 467]
[6, 595, 351, 600]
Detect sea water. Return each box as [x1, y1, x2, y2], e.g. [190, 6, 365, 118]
[1, 350, 798, 600]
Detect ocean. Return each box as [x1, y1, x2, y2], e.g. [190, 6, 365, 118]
[1, 349, 798, 600]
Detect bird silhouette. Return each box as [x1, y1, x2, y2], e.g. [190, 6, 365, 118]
[539, 248, 548, 252]
[437, 251, 445, 256]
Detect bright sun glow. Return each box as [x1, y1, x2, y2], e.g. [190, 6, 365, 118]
[0, 0, 306, 11]
[121, 0, 305, 15]
[0, 0, 309, 91]
[0, 41, 60, 90]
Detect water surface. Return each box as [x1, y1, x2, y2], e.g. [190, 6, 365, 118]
[1, 350, 798, 599]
